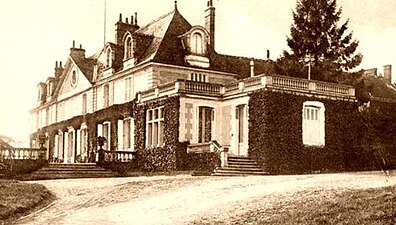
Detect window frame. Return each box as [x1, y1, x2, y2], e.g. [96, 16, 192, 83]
[196, 106, 215, 143]
[103, 84, 110, 108]
[302, 101, 325, 147]
[146, 107, 165, 148]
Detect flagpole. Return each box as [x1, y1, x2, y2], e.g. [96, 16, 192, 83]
[104, 0, 107, 45]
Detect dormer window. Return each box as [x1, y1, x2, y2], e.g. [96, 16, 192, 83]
[122, 33, 136, 69]
[105, 48, 112, 68]
[124, 36, 133, 59]
[181, 26, 210, 68]
[191, 32, 204, 55]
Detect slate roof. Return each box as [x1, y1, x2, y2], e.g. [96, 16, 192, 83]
[72, 56, 96, 83]
[357, 75, 396, 102]
[36, 5, 276, 108]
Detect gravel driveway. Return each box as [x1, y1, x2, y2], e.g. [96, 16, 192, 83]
[14, 171, 396, 225]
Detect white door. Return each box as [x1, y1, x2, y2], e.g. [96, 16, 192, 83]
[236, 105, 248, 156]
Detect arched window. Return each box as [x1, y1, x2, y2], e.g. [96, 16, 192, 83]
[124, 37, 133, 59]
[302, 101, 325, 146]
[191, 32, 203, 55]
[106, 48, 112, 68]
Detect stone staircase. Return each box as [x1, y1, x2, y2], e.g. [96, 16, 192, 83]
[212, 156, 269, 176]
[23, 163, 119, 180]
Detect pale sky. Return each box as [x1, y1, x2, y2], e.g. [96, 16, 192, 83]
[0, 0, 395, 146]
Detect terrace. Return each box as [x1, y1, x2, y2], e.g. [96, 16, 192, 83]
[137, 74, 356, 102]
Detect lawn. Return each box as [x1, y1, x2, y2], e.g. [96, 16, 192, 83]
[0, 180, 54, 223]
[191, 185, 396, 225]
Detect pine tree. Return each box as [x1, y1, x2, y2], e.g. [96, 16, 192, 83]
[279, 0, 362, 82]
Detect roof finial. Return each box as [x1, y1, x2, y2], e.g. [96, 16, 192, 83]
[174, 1, 178, 10]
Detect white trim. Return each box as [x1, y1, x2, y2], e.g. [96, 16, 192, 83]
[302, 101, 325, 147]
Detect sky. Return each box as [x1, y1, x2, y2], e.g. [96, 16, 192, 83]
[0, 0, 395, 146]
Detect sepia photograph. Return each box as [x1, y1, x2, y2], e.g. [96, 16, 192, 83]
[0, 0, 395, 224]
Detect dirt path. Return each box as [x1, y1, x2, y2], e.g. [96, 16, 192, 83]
[14, 171, 396, 225]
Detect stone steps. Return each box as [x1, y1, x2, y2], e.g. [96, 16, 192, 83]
[23, 163, 118, 180]
[212, 157, 269, 176]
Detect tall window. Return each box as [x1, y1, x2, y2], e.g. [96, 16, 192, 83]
[198, 106, 214, 143]
[191, 32, 203, 55]
[123, 119, 131, 150]
[103, 84, 109, 108]
[82, 93, 87, 114]
[102, 122, 111, 150]
[106, 48, 112, 68]
[146, 107, 164, 147]
[80, 128, 88, 161]
[124, 37, 133, 59]
[125, 77, 132, 102]
[302, 101, 325, 146]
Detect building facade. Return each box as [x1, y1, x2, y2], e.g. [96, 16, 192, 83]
[31, 1, 379, 174]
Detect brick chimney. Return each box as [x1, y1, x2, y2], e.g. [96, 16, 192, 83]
[205, 0, 215, 49]
[70, 41, 86, 61]
[384, 64, 392, 84]
[54, 61, 64, 79]
[115, 13, 140, 45]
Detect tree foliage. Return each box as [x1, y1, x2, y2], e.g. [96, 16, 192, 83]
[276, 0, 363, 82]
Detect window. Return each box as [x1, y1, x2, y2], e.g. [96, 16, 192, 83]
[71, 70, 78, 87]
[123, 119, 131, 149]
[302, 101, 325, 146]
[124, 36, 133, 59]
[103, 84, 109, 108]
[191, 32, 203, 55]
[82, 93, 87, 114]
[124, 77, 132, 102]
[190, 73, 207, 82]
[146, 107, 164, 147]
[105, 48, 112, 68]
[198, 106, 214, 143]
[102, 122, 111, 150]
[80, 128, 88, 161]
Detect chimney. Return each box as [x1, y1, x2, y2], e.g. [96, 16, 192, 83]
[267, 50, 270, 60]
[70, 40, 86, 61]
[250, 59, 255, 77]
[115, 13, 140, 45]
[205, 0, 215, 49]
[55, 61, 64, 79]
[384, 65, 392, 84]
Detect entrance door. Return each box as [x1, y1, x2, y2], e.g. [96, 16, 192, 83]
[236, 105, 248, 156]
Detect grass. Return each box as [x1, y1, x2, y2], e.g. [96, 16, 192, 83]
[191, 185, 396, 225]
[0, 180, 54, 223]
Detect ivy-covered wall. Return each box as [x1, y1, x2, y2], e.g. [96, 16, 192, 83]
[248, 90, 361, 174]
[357, 100, 396, 171]
[134, 96, 181, 171]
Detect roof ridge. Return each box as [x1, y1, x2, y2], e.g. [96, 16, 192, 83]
[216, 53, 268, 62]
[135, 10, 175, 33]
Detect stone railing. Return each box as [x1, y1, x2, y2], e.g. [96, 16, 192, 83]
[137, 74, 355, 103]
[99, 150, 137, 163]
[0, 148, 46, 160]
[179, 80, 222, 96]
[262, 75, 355, 98]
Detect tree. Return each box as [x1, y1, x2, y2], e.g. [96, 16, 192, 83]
[278, 0, 362, 82]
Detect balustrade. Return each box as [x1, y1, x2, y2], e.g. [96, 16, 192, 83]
[0, 148, 46, 160]
[101, 150, 137, 162]
[184, 81, 221, 94]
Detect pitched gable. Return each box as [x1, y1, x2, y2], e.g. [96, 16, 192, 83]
[55, 58, 92, 101]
